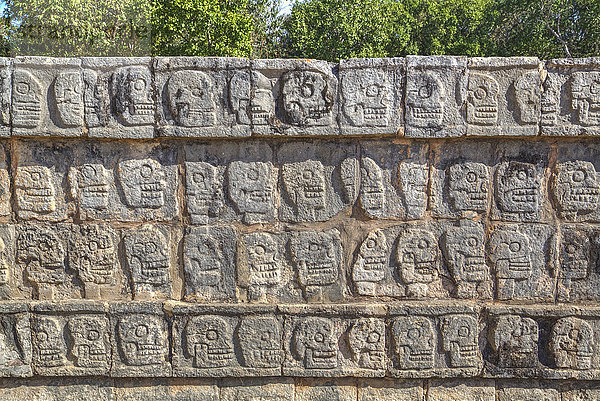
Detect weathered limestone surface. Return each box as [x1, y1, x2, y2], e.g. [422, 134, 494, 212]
[0, 56, 600, 397]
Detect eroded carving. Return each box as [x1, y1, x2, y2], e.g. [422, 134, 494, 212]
[293, 317, 338, 369]
[392, 316, 435, 370]
[359, 157, 385, 216]
[281, 70, 332, 126]
[491, 314, 538, 367]
[124, 227, 170, 294]
[237, 316, 281, 368]
[352, 230, 388, 294]
[342, 69, 389, 127]
[54, 71, 84, 127]
[167, 70, 215, 127]
[185, 315, 234, 368]
[550, 317, 594, 370]
[13, 70, 42, 128]
[15, 166, 56, 215]
[282, 160, 327, 221]
[67, 316, 109, 369]
[448, 162, 489, 213]
[495, 161, 541, 217]
[242, 232, 282, 299]
[515, 71, 541, 124]
[70, 163, 110, 211]
[406, 72, 444, 127]
[398, 161, 428, 219]
[489, 228, 533, 300]
[185, 161, 223, 224]
[112, 66, 154, 126]
[558, 229, 591, 281]
[339, 157, 360, 204]
[553, 161, 600, 217]
[440, 314, 479, 368]
[348, 318, 385, 370]
[32, 316, 66, 368]
[83, 69, 104, 127]
[227, 161, 274, 224]
[184, 232, 225, 292]
[17, 226, 65, 295]
[118, 159, 166, 209]
[572, 72, 600, 126]
[71, 224, 117, 286]
[467, 72, 499, 126]
[395, 228, 439, 297]
[117, 314, 167, 366]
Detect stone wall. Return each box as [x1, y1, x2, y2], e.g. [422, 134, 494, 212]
[0, 55, 597, 399]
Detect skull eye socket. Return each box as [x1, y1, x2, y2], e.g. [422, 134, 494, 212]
[140, 164, 153, 179]
[516, 169, 528, 181]
[247, 168, 259, 181]
[569, 328, 581, 341]
[308, 242, 320, 252]
[566, 243, 578, 254]
[206, 329, 218, 341]
[418, 83, 433, 98]
[133, 78, 146, 91]
[16, 82, 30, 95]
[37, 331, 48, 342]
[300, 83, 314, 98]
[509, 241, 521, 252]
[458, 325, 470, 337]
[403, 252, 414, 263]
[417, 239, 429, 249]
[572, 169, 586, 182]
[87, 329, 100, 341]
[38, 241, 50, 252]
[261, 331, 271, 341]
[366, 85, 379, 97]
[407, 327, 420, 340]
[145, 242, 157, 254]
[474, 87, 487, 100]
[81, 165, 98, 179]
[29, 171, 41, 182]
[466, 171, 478, 183]
[466, 236, 478, 247]
[192, 172, 206, 185]
[314, 332, 325, 343]
[366, 239, 376, 249]
[191, 87, 203, 97]
[367, 331, 380, 343]
[302, 169, 313, 180]
[253, 244, 266, 256]
[88, 241, 98, 252]
[135, 324, 149, 338]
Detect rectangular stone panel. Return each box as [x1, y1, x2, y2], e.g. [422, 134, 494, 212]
[0, 58, 10, 137]
[154, 57, 250, 138]
[0, 303, 31, 377]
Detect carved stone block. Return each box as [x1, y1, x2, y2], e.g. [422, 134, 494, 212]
[110, 303, 171, 377]
[467, 58, 541, 136]
[0, 303, 31, 377]
[82, 57, 154, 138]
[542, 58, 600, 136]
[339, 58, 404, 135]
[155, 57, 250, 138]
[251, 59, 339, 136]
[183, 225, 236, 302]
[0, 379, 114, 401]
[0, 224, 15, 299]
[405, 55, 467, 138]
[295, 378, 357, 401]
[428, 379, 495, 401]
[497, 382, 560, 401]
[221, 379, 294, 401]
[0, 58, 10, 137]
[278, 142, 357, 222]
[359, 141, 429, 219]
[115, 380, 218, 401]
[358, 379, 423, 401]
[489, 314, 539, 368]
[12, 57, 83, 137]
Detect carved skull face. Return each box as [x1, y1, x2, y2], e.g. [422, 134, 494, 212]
[16, 166, 56, 214]
[32, 316, 66, 368]
[550, 317, 594, 370]
[467, 72, 499, 125]
[83, 69, 103, 128]
[441, 315, 479, 368]
[448, 162, 489, 213]
[13, 70, 42, 128]
[118, 159, 166, 209]
[185, 316, 234, 368]
[244, 232, 281, 286]
[406, 72, 444, 127]
[185, 161, 223, 222]
[74, 164, 110, 210]
[167, 70, 215, 127]
[360, 157, 385, 214]
[251, 72, 275, 125]
[126, 229, 169, 286]
[572, 72, 600, 126]
[112, 66, 154, 126]
[542, 75, 560, 126]
[392, 316, 435, 369]
[54, 71, 84, 127]
[227, 161, 274, 222]
[281, 70, 332, 126]
[349, 318, 385, 369]
[492, 315, 538, 368]
[515, 71, 541, 124]
[352, 230, 388, 284]
[554, 161, 600, 215]
[68, 316, 108, 368]
[398, 161, 429, 219]
[443, 224, 487, 283]
[340, 157, 360, 204]
[291, 230, 340, 288]
[396, 228, 439, 285]
[293, 317, 338, 369]
[342, 69, 389, 127]
[282, 160, 327, 218]
[237, 316, 281, 368]
[74, 225, 116, 285]
[187, 233, 223, 287]
[489, 229, 532, 280]
[17, 228, 65, 285]
[496, 161, 541, 214]
[228, 70, 251, 125]
[118, 315, 167, 366]
[559, 230, 590, 280]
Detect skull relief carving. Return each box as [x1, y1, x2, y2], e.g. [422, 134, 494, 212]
[17, 227, 65, 287]
[342, 69, 390, 127]
[559, 229, 591, 280]
[290, 230, 341, 291]
[112, 66, 154, 126]
[293, 317, 338, 369]
[228, 70, 251, 125]
[442, 224, 487, 287]
[440, 315, 479, 368]
[359, 157, 385, 216]
[32, 316, 66, 368]
[448, 162, 489, 213]
[352, 229, 388, 288]
[514, 71, 541, 124]
[118, 315, 167, 366]
[185, 233, 224, 290]
[339, 157, 360, 205]
[54, 71, 84, 127]
[227, 161, 275, 224]
[496, 161, 541, 215]
[118, 159, 166, 209]
[83, 69, 104, 128]
[15, 166, 56, 214]
[282, 160, 327, 221]
[251, 72, 275, 125]
[572, 72, 600, 126]
[398, 161, 429, 219]
[467, 72, 499, 126]
[67, 316, 108, 369]
[553, 161, 600, 216]
[72, 225, 117, 285]
[395, 228, 439, 290]
[406, 72, 444, 127]
[13, 70, 42, 128]
[491, 314, 539, 368]
[281, 70, 332, 126]
[348, 318, 385, 370]
[392, 316, 435, 369]
[185, 315, 234, 368]
[185, 161, 223, 224]
[243, 232, 281, 287]
[489, 229, 533, 281]
[550, 317, 594, 370]
[167, 70, 216, 127]
[71, 163, 110, 211]
[124, 227, 170, 288]
[237, 316, 282, 368]
[542, 75, 560, 126]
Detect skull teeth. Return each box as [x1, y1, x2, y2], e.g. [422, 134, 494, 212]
[508, 188, 537, 203]
[25, 188, 53, 197]
[132, 103, 153, 115]
[364, 107, 387, 119]
[411, 107, 442, 120]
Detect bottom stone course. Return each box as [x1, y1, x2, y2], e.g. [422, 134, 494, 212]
[0, 378, 598, 400]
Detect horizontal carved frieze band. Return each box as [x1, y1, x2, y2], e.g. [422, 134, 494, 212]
[0, 301, 596, 379]
[0, 56, 599, 138]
